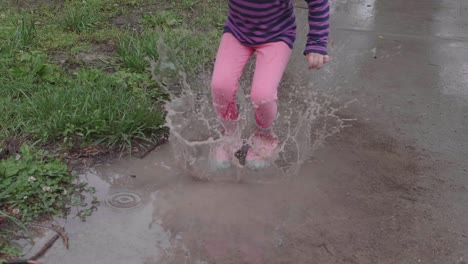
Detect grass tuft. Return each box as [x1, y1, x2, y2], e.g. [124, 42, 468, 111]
[14, 17, 37, 49]
[61, 0, 102, 33]
[117, 31, 159, 73]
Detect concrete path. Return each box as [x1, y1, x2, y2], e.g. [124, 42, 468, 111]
[40, 0, 468, 263]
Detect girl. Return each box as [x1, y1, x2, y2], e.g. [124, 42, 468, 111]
[211, 0, 330, 169]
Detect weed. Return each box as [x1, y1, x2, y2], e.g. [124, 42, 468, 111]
[37, 28, 80, 50]
[117, 31, 159, 73]
[112, 69, 166, 101]
[9, 50, 60, 83]
[0, 144, 99, 259]
[0, 144, 74, 221]
[14, 17, 37, 49]
[61, 0, 102, 33]
[142, 11, 182, 30]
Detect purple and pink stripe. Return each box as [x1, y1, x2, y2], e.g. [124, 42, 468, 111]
[223, 0, 330, 55]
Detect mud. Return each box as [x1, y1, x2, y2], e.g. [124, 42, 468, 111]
[149, 118, 447, 264]
[111, 14, 141, 31]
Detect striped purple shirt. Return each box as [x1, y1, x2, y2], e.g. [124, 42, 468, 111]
[224, 0, 330, 55]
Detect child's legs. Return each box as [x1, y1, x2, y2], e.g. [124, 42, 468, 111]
[211, 33, 254, 122]
[250, 41, 292, 129]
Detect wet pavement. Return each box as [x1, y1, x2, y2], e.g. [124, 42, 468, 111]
[40, 0, 468, 263]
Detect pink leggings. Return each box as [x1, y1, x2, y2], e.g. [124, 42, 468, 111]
[211, 33, 292, 129]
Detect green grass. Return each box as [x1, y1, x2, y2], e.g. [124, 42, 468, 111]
[0, 0, 227, 145]
[0, 0, 227, 259]
[22, 68, 164, 147]
[0, 59, 164, 148]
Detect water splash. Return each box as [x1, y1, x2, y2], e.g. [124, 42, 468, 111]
[148, 38, 354, 183]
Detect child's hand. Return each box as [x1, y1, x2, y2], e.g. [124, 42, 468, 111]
[306, 53, 330, 70]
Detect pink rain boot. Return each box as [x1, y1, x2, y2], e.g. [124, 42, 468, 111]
[245, 128, 279, 170]
[209, 120, 241, 169]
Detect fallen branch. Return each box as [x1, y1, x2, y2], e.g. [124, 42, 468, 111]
[4, 223, 69, 264]
[29, 234, 60, 261]
[5, 234, 59, 264]
[4, 260, 42, 264]
[28, 223, 69, 250]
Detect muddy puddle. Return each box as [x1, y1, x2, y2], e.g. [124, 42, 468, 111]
[37, 111, 444, 264]
[40, 63, 445, 263]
